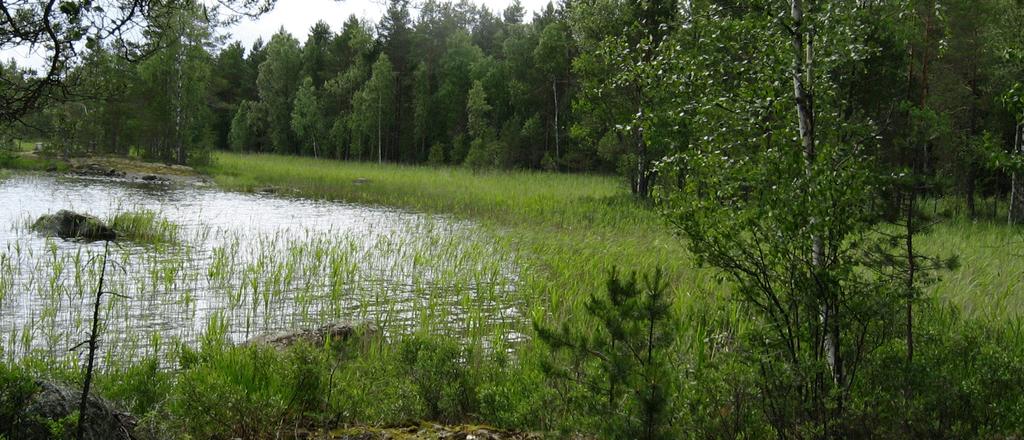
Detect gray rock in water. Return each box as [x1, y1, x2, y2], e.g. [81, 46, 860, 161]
[10, 380, 134, 440]
[73, 163, 126, 178]
[31, 210, 117, 242]
[245, 322, 378, 350]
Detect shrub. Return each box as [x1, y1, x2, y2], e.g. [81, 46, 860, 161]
[326, 344, 423, 425]
[398, 335, 475, 423]
[96, 357, 172, 416]
[476, 347, 549, 430]
[165, 343, 324, 439]
[0, 364, 38, 436]
[535, 267, 679, 440]
[850, 305, 1024, 439]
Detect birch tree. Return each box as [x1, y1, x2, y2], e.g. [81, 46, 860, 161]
[658, 1, 907, 435]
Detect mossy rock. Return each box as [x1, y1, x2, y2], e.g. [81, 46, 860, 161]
[9, 380, 134, 440]
[31, 210, 117, 242]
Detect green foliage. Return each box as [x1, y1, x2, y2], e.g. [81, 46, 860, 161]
[852, 305, 1024, 438]
[96, 357, 172, 417]
[257, 29, 303, 155]
[229, 100, 267, 152]
[536, 268, 679, 440]
[166, 342, 329, 438]
[428, 142, 446, 165]
[0, 154, 68, 172]
[350, 54, 396, 162]
[0, 364, 37, 435]
[291, 76, 325, 157]
[398, 335, 475, 424]
[108, 210, 181, 245]
[134, 1, 216, 165]
[475, 351, 548, 430]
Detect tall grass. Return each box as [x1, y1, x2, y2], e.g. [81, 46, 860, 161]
[209, 152, 1024, 324]
[918, 220, 1024, 320]
[209, 153, 719, 305]
[108, 209, 181, 245]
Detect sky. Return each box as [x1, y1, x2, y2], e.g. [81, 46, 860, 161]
[2, 0, 553, 70]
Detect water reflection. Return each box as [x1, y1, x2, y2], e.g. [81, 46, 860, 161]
[0, 173, 521, 364]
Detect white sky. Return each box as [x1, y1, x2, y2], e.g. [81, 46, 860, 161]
[2, 0, 554, 70]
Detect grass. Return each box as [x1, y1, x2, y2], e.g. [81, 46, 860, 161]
[2, 150, 1022, 437]
[209, 152, 1024, 323]
[108, 210, 181, 245]
[0, 153, 69, 173]
[208, 152, 727, 342]
[919, 220, 1024, 320]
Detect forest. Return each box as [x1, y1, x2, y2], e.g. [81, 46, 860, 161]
[3, 0, 1024, 207]
[1, 0, 1024, 439]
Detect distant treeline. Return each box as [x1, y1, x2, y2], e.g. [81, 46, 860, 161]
[2, 0, 1023, 206]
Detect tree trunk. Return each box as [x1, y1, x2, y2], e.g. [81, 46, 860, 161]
[905, 196, 915, 364]
[791, 0, 842, 427]
[966, 174, 976, 219]
[77, 243, 109, 440]
[377, 91, 383, 164]
[553, 78, 560, 165]
[1011, 123, 1024, 225]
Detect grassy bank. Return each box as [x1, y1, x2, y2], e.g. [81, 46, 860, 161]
[208, 152, 722, 334]
[0, 153, 69, 173]
[210, 152, 1023, 322]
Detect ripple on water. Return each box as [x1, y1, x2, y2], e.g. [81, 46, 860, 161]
[0, 172, 523, 365]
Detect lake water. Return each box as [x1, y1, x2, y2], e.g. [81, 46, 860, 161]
[0, 173, 521, 364]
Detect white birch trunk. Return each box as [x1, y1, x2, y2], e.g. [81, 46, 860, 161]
[790, 0, 841, 387]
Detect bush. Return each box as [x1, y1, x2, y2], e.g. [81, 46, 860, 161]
[850, 305, 1024, 439]
[96, 357, 172, 417]
[535, 267, 679, 440]
[164, 343, 328, 439]
[398, 335, 475, 423]
[476, 346, 549, 430]
[0, 364, 38, 436]
[325, 344, 423, 425]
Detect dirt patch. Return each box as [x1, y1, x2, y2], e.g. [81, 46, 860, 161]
[66, 156, 209, 185]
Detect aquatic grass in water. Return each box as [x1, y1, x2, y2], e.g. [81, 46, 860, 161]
[108, 209, 181, 245]
[0, 213, 523, 367]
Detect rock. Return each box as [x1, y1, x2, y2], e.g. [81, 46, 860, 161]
[353, 178, 371, 185]
[31, 210, 117, 242]
[245, 322, 378, 350]
[73, 163, 126, 178]
[10, 380, 134, 440]
[140, 174, 168, 183]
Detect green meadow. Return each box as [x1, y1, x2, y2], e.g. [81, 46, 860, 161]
[210, 152, 1023, 323]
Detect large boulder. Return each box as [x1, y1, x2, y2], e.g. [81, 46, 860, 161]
[245, 322, 378, 350]
[9, 380, 134, 440]
[31, 210, 117, 242]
